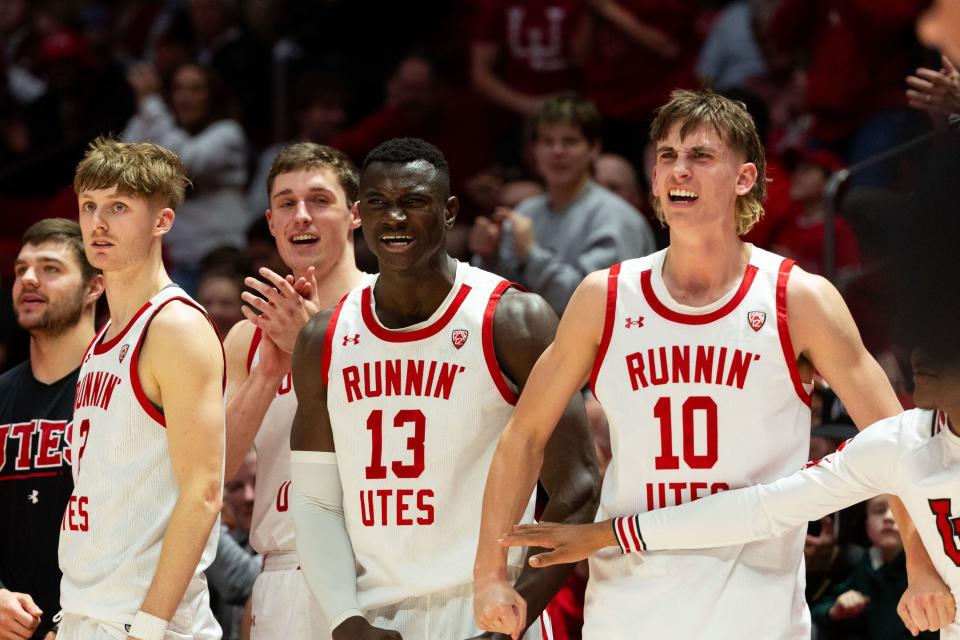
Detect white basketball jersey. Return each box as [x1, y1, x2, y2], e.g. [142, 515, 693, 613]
[59, 286, 222, 630]
[323, 261, 535, 611]
[586, 247, 813, 639]
[247, 328, 298, 555]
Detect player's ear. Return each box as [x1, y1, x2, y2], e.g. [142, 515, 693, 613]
[735, 163, 758, 196]
[85, 273, 105, 306]
[155, 207, 175, 236]
[651, 166, 660, 198]
[349, 201, 361, 230]
[445, 196, 459, 229]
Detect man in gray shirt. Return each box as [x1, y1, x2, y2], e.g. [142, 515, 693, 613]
[470, 95, 655, 314]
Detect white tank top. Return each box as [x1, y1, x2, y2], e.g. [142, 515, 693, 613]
[59, 285, 223, 627]
[247, 328, 298, 555]
[586, 247, 813, 639]
[323, 261, 535, 610]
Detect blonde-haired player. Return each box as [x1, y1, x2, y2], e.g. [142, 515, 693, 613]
[474, 90, 954, 639]
[59, 138, 225, 640]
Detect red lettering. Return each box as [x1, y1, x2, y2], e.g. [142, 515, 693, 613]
[714, 347, 728, 386]
[391, 410, 425, 479]
[710, 482, 729, 494]
[725, 351, 758, 389]
[929, 498, 960, 566]
[364, 361, 382, 398]
[343, 366, 362, 403]
[668, 482, 685, 505]
[405, 360, 423, 396]
[35, 420, 66, 468]
[376, 489, 391, 526]
[644, 481, 730, 509]
[78, 496, 89, 531]
[648, 348, 668, 385]
[417, 489, 435, 525]
[63, 495, 90, 531]
[277, 373, 292, 395]
[360, 491, 375, 526]
[671, 346, 690, 383]
[626, 352, 647, 391]
[100, 374, 120, 410]
[365, 410, 387, 479]
[385, 360, 402, 396]
[433, 363, 464, 400]
[689, 481, 707, 501]
[423, 361, 438, 397]
[694, 346, 714, 384]
[276, 480, 291, 512]
[0, 424, 9, 469]
[10, 422, 34, 471]
[396, 489, 413, 525]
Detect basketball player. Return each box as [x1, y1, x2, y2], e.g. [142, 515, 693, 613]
[473, 90, 953, 639]
[0, 219, 102, 640]
[499, 347, 960, 637]
[222, 143, 363, 638]
[289, 138, 599, 640]
[59, 138, 225, 640]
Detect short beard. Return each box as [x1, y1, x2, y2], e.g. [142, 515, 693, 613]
[17, 287, 87, 338]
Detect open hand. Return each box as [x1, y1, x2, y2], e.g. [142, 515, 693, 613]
[242, 267, 319, 352]
[498, 521, 616, 567]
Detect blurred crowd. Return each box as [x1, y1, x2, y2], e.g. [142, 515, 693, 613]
[1, 0, 958, 638]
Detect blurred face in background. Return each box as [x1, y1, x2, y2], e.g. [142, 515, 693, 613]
[596, 153, 642, 208]
[171, 64, 211, 129]
[196, 274, 244, 335]
[919, 0, 960, 64]
[532, 122, 598, 192]
[865, 496, 901, 558]
[224, 451, 256, 533]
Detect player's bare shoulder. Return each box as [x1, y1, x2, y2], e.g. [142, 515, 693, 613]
[144, 300, 223, 365]
[223, 318, 258, 358]
[784, 264, 852, 347]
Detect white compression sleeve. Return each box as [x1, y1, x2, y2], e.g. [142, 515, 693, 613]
[290, 450, 364, 632]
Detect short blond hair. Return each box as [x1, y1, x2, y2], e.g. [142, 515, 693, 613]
[650, 90, 767, 235]
[74, 137, 191, 209]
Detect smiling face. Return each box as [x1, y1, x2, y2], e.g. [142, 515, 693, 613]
[12, 241, 91, 336]
[77, 187, 171, 273]
[358, 161, 457, 274]
[651, 123, 757, 235]
[532, 122, 598, 192]
[266, 167, 359, 277]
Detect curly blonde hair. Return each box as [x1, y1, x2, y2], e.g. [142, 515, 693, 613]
[649, 90, 766, 236]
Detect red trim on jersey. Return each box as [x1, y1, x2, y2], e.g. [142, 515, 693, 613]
[776, 259, 812, 407]
[321, 294, 349, 388]
[481, 280, 520, 405]
[626, 515, 643, 551]
[246, 327, 263, 373]
[0, 471, 59, 482]
[640, 264, 759, 325]
[589, 263, 621, 401]
[130, 297, 227, 427]
[360, 283, 472, 342]
[93, 300, 152, 354]
[615, 516, 634, 553]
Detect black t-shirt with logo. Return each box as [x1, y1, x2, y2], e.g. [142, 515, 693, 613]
[0, 360, 76, 639]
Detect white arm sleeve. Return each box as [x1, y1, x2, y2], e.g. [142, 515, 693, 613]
[290, 450, 364, 632]
[630, 419, 904, 551]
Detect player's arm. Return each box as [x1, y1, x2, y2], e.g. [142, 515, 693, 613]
[289, 311, 399, 640]
[470, 42, 542, 117]
[223, 319, 286, 479]
[474, 272, 606, 638]
[501, 418, 902, 562]
[134, 304, 225, 634]
[494, 289, 601, 633]
[787, 268, 955, 633]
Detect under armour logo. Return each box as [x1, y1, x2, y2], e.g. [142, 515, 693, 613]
[342, 334, 360, 346]
[624, 316, 644, 328]
[27, 490, 38, 504]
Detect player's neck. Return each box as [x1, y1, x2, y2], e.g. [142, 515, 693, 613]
[102, 260, 172, 332]
[30, 311, 97, 384]
[372, 253, 458, 328]
[662, 232, 751, 306]
[944, 406, 959, 438]
[303, 250, 364, 309]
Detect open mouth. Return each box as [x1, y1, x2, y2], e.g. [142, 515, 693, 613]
[91, 239, 113, 248]
[668, 188, 699, 203]
[290, 233, 319, 246]
[379, 233, 415, 248]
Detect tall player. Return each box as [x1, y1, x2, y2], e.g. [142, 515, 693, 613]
[222, 142, 363, 638]
[473, 90, 954, 639]
[0, 219, 102, 640]
[60, 138, 225, 639]
[289, 138, 599, 640]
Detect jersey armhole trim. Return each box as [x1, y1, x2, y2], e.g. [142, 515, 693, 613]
[482, 280, 519, 405]
[246, 327, 263, 373]
[130, 296, 226, 428]
[589, 263, 620, 402]
[776, 259, 812, 407]
[321, 293, 349, 388]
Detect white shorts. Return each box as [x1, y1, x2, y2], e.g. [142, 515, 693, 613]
[366, 582, 552, 640]
[251, 553, 331, 640]
[58, 578, 221, 640]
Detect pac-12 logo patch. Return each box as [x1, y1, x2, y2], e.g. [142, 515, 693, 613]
[747, 311, 766, 332]
[119, 344, 130, 363]
[452, 329, 469, 349]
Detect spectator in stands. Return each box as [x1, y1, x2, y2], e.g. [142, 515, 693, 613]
[470, 94, 654, 314]
[696, 0, 768, 92]
[811, 496, 937, 640]
[581, 0, 698, 165]
[196, 270, 245, 336]
[594, 153, 643, 209]
[771, 146, 861, 282]
[209, 450, 260, 640]
[124, 61, 249, 292]
[765, 0, 927, 186]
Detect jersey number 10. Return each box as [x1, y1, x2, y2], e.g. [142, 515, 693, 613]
[365, 409, 426, 479]
[653, 396, 718, 470]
